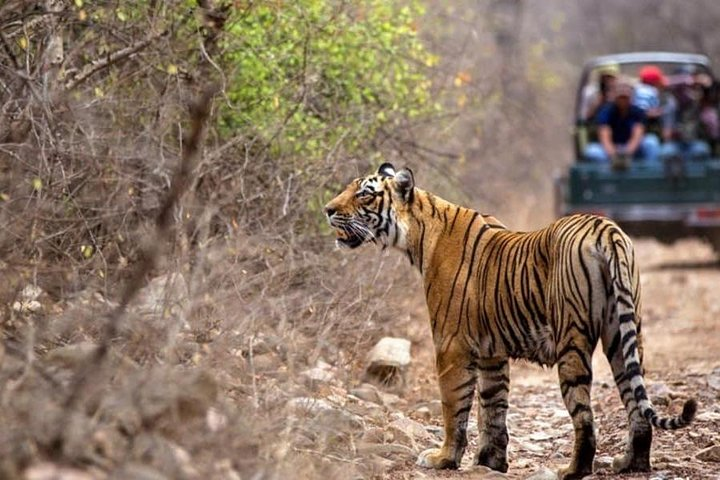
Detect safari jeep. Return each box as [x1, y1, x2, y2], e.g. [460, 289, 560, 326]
[555, 52, 720, 253]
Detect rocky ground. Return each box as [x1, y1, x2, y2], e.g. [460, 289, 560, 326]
[3, 238, 719, 480]
[375, 238, 720, 480]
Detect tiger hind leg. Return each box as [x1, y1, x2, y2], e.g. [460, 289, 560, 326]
[603, 323, 652, 473]
[556, 341, 597, 480]
[473, 359, 509, 473]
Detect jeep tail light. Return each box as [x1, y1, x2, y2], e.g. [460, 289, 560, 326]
[695, 207, 720, 220]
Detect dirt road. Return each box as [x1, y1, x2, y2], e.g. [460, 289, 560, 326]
[389, 239, 720, 480]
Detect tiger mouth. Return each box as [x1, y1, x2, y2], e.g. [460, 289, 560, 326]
[334, 228, 364, 249]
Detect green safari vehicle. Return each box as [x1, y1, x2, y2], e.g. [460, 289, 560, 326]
[555, 52, 720, 253]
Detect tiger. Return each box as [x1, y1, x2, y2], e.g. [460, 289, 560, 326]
[324, 163, 697, 479]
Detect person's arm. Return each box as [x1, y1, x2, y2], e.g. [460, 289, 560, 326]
[662, 97, 677, 141]
[626, 123, 645, 155]
[584, 97, 603, 121]
[598, 125, 615, 156]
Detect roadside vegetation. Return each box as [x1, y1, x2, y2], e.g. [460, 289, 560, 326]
[1, 1, 436, 478]
[2, 1, 720, 479]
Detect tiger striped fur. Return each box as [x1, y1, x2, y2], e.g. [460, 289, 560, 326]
[325, 164, 696, 479]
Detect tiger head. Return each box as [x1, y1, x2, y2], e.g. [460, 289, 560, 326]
[324, 163, 415, 249]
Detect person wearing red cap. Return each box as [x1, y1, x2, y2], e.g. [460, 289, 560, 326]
[633, 65, 666, 123]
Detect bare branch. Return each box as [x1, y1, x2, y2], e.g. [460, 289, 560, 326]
[63, 30, 168, 91]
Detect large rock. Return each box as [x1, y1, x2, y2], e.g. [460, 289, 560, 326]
[364, 337, 411, 389]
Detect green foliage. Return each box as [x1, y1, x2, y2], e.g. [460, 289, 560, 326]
[220, 1, 436, 158]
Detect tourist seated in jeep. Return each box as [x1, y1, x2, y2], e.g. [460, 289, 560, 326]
[580, 63, 619, 122]
[660, 69, 712, 161]
[584, 82, 661, 168]
[633, 65, 666, 136]
[699, 78, 720, 154]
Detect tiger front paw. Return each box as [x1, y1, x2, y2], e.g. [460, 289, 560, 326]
[416, 448, 459, 469]
[612, 453, 650, 473]
[557, 465, 592, 480]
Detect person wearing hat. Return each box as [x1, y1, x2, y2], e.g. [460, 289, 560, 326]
[584, 81, 661, 168]
[581, 63, 620, 122]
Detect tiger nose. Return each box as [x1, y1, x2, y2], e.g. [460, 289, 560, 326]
[324, 206, 336, 218]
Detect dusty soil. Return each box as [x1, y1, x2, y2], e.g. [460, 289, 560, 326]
[386, 238, 720, 480]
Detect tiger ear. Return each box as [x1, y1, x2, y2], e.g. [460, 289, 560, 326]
[394, 167, 415, 203]
[377, 162, 396, 178]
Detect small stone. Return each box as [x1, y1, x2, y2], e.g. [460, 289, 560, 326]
[551, 409, 568, 419]
[213, 459, 241, 480]
[708, 368, 720, 391]
[287, 397, 334, 415]
[357, 442, 414, 458]
[25, 463, 96, 480]
[349, 383, 382, 403]
[20, 284, 44, 301]
[115, 464, 168, 480]
[648, 382, 673, 406]
[378, 391, 405, 408]
[12, 300, 42, 313]
[696, 444, 720, 462]
[526, 467, 559, 480]
[46, 342, 99, 368]
[388, 416, 432, 447]
[529, 431, 555, 441]
[649, 471, 671, 480]
[594, 455, 614, 470]
[302, 365, 334, 384]
[516, 440, 545, 454]
[424, 425, 443, 438]
[361, 427, 393, 444]
[169, 443, 198, 477]
[91, 427, 127, 462]
[206, 407, 227, 432]
[696, 411, 720, 422]
[287, 397, 363, 430]
[364, 337, 411, 388]
[344, 398, 385, 423]
[413, 406, 432, 421]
